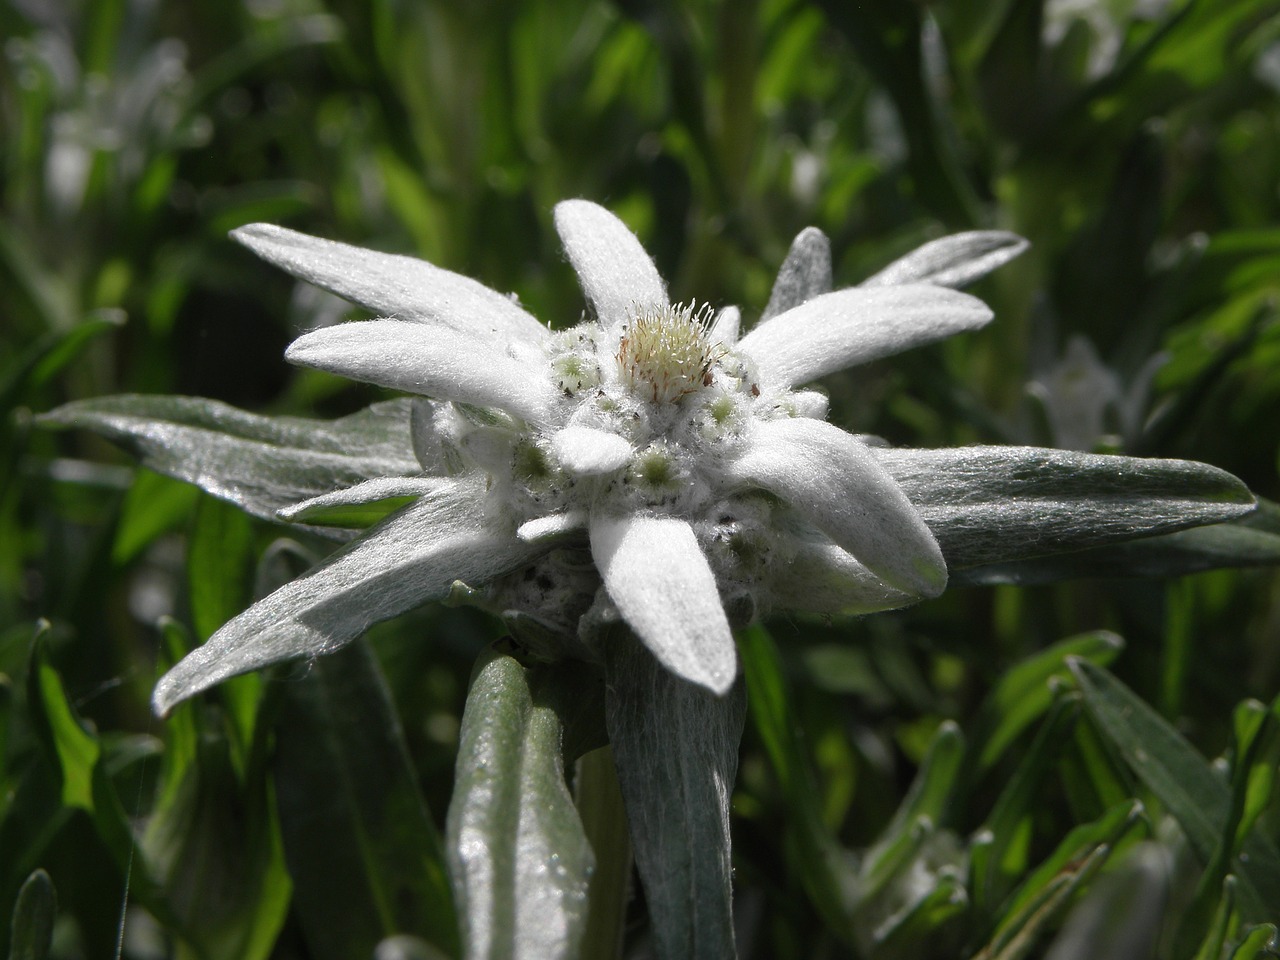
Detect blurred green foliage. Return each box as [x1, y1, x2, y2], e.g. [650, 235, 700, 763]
[3, 0, 1280, 956]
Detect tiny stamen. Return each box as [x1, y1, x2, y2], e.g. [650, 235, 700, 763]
[616, 302, 721, 404]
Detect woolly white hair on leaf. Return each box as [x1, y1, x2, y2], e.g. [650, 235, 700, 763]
[231, 223, 548, 343]
[552, 425, 634, 476]
[737, 284, 993, 388]
[153, 478, 541, 715]
[590, 512, 737, 695]
[861, 231, 1029, 290]
[554, 200, 668, 332]
[286, 320, 560, 427]
[727, 417, 946, 598]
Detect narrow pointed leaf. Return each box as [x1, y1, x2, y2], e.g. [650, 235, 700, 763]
[1190, 876, 1238, 960]
[862, 721, 964, 897]
[739, 625, 856, 941]
[277, 476, 442, 527]
[709, 306, 740, 344]
[738, 285, 992, 388]
[872, 878, 968, 954]
[27, 628, 99, 812]
[285, 320, 560, 426]
[969, 631, 1123, 772]
[1071, 661, 1280, 923]
[862, 232, 1029, 289]
[554, 200, 667, 330]
[875, 446, 1256, 570]
[971, 696, 1084, 914]
[231, 223, 547, 343]
[1232, 696, 1280, 852]
[446, 647, 594, 960]
[8, 870, 55, 960]
[40, 396, 420, 527]
[604, 629, 746, 960]
[1231, 924, 1280, 959]
[980, 802, 1145, 960]
[153, 479, 540, 714]
[0, 309, 123, 412]
[24, 629, 176, 927]
[953, 499, 1280, 586]
[274, 641, 457, 959]
[1179, 699, 1280, 953]
[188, 495, 256, 642]
[761, 227, 832, 322]
[763, 540, 914, 615]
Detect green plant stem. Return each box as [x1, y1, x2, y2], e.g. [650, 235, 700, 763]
[576, 745, 632, 960]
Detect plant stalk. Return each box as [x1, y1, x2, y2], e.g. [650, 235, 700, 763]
[575, 745, 632, 960]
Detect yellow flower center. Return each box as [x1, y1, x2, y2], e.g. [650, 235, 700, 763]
[616, 302, 719, 404]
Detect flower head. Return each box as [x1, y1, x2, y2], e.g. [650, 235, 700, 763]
[149, 200, 1016, 712]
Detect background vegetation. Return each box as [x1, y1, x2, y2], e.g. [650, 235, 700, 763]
[3, 0, 1280, 957]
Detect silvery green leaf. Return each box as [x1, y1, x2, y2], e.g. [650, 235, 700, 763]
[862, 231, 1029, 289]
[40, 395, 420, 528]
[954, 521, 1280, 586]
[604, 627, 746, 960]
[446, 647, 595, 960]
[285, 320, 560, 426]
[761, 227, 832, 322]
[952, 498, 1280, 585]
[873, 446, 1256, 570]
[152, 478, 541, 715]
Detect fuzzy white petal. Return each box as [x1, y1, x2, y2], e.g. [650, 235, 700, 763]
[769, 541, 915, 615]
[737, 284, 993, 388]
[552, 425, 632, 476]
[761, 226, 832, 322]
[727, 417, 947, 597]
[286, 320, 560, 426]
[517, 510, 587, 542]
[590, 513, 736, 695]
[277, 476, 444, 523]
[554, 200, 667, 332]
[153, 478, 540, 715]
[861, 231, 1029, 289]
[231, 224, 547, 343]
[710, 305, 741, 346]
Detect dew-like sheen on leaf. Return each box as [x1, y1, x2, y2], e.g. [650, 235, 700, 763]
[152, 478, 543, 715]
[40, 395, 420, 531]
[874, 445, 1256, 569]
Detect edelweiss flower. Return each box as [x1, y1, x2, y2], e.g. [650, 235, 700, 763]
[148, 200, 1019, 713]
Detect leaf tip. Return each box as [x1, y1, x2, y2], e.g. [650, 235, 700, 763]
[228, 222, 276, 247]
